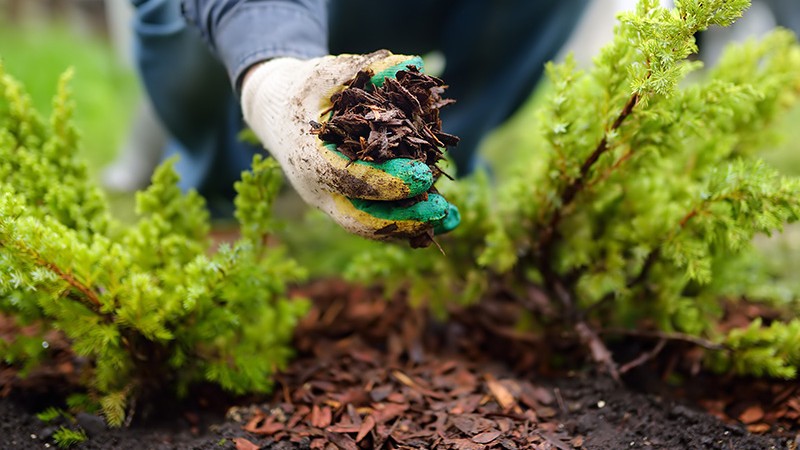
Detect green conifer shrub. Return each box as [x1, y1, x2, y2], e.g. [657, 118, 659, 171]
[346, 0, 800, 378]
[0, 66, 308, 425]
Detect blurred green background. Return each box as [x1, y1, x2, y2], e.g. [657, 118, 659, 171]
[0, 22, 138, 176]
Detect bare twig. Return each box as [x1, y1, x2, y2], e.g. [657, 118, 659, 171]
[679, 208, 698, 228]
[600, 327, 727, 351]
[124, 394, 136, 428]
[619, 338, 667, 374]
[537, 92, 641, 266]
[576, 321, 620, 382]
[554, 387, 567, 415]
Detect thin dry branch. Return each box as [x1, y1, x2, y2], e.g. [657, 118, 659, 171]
[539, 94, 640, 249]
[619, 338, 667, 374]
[599, 327, 727, 351]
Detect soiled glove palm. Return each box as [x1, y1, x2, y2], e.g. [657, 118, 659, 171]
[241, 50, 459, 241]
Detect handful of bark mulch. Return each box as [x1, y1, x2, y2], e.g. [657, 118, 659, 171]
[311, 65, 459, 248]
[313, 65, 458, 172]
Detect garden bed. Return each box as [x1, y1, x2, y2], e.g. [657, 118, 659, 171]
[1, 279, 797, 449]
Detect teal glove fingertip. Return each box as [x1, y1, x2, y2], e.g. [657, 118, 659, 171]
[349, 192, 448, 224]
[370, 56, 425, 88]
[432, 202, 460, 235]
[374, 158, 433, 197]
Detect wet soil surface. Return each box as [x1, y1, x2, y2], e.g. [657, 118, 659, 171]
[1, 280, 798, 449]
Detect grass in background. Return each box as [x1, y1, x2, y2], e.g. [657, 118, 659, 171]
[0, 22, 138, 176]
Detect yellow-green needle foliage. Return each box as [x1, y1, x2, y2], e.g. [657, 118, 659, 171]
[346, 0, 800, 379]
[0, 66, 307, 426]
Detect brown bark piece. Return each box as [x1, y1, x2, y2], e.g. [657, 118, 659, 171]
[233, 437, 260, 450]
[739, 405, 765, 424]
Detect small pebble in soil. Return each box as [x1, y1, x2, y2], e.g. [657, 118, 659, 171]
[40, 426, 57, 440]
[597, 400, 606, 408]
[76, 412, 106, 436]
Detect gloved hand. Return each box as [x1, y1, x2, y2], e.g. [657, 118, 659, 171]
[241, 50, 460, 242]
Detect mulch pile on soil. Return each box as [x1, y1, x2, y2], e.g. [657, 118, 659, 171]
[1, 280, 799, 449]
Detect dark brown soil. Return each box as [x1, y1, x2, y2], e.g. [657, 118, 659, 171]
[1, 280, 797, 449]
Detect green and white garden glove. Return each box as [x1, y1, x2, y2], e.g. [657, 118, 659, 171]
[241, 50, 460, 241]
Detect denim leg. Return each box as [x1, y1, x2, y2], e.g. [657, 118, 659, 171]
[762, 0, 800, 34]
[329, 0, 588, 176]
[132, 0, 258, 208]
[437, 0, 589, 175]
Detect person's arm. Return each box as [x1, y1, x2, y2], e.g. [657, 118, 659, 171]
[180, 1, 460, 242]
[181, 0, 328, 89]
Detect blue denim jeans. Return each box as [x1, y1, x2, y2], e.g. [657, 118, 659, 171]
[763, 0, 800, 34]
[132, 0, 588, 207]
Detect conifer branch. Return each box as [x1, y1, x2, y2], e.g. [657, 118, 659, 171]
[537, 92, 641, 272]
[631, 205, 703, 289]
[1, 239, 103, 311]
[629, 249, 660, 290]
[678, 208, 698, 228]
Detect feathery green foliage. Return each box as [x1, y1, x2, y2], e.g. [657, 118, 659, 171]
[0, 64, 307, 426]
[52, 427, 88, 449]
[346, 0, 800, 378]
[36, 406, 66, 423]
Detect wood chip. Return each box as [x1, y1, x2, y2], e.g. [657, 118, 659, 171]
[356, 415, 376, 443]
[740, 405, 765, 424]
[746, 423, 771, 434]
[486, 374, 517, 410]
[233, 437, 260, 450]
[472, 429, 503, 444]
[324, 431, 358, 450]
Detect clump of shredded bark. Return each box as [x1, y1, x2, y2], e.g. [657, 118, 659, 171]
[311, 65, 459, 248]
[312, 65, 458, 175]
